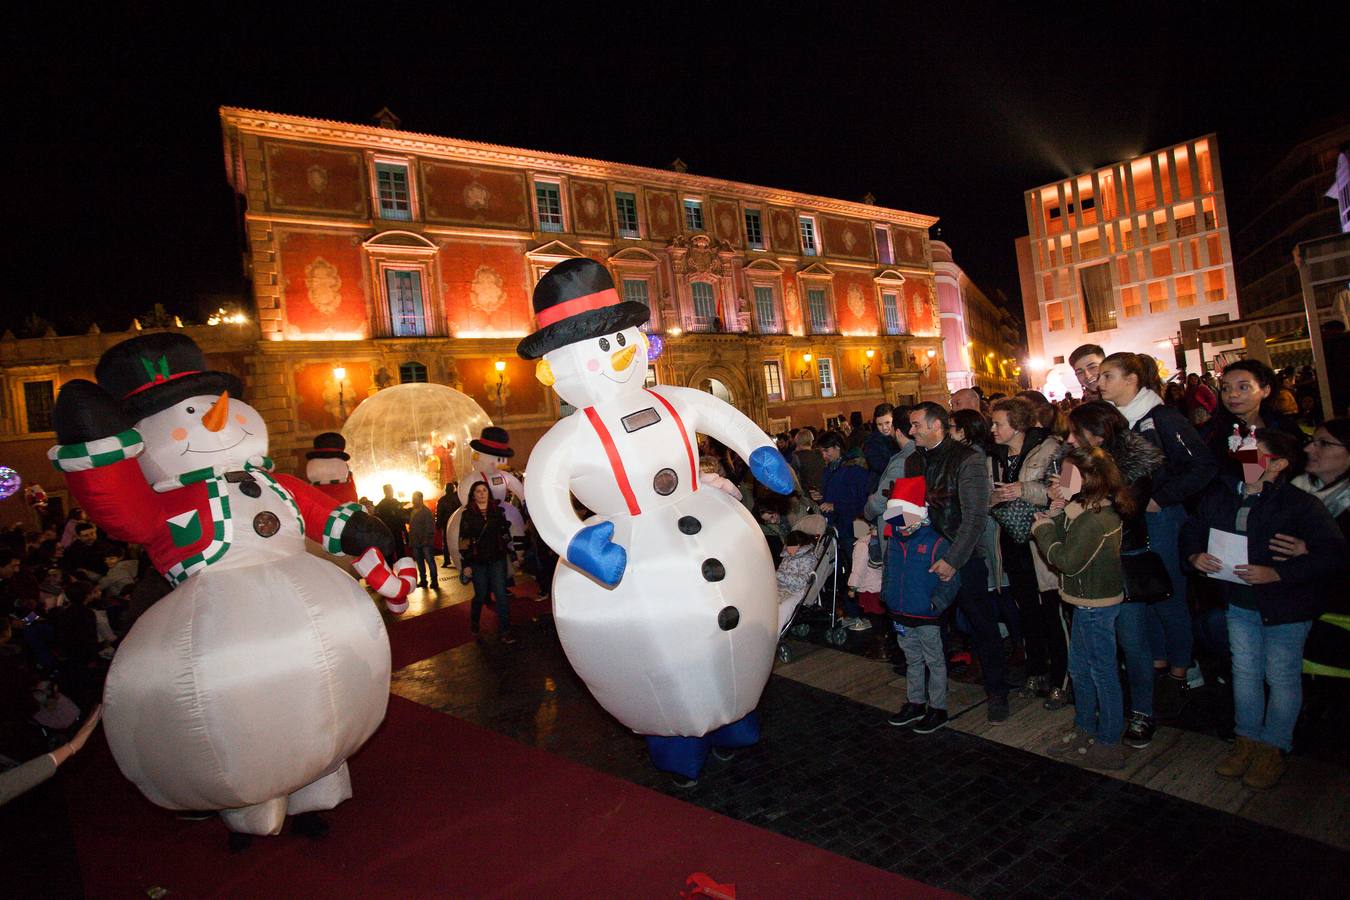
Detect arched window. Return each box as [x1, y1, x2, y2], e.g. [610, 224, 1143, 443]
[399, 361, 428, 383]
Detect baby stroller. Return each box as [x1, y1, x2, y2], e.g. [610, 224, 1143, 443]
[776, 524, 841, 663]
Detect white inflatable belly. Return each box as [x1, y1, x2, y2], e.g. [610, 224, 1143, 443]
[102, 553, 390, 811]
[552, 487, 776, 737]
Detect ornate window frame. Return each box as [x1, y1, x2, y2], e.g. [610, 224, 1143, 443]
[744, 258, 785, 334]
[610, 246, 661, 331]
[367, 153, 419, 222]
[613, 185, 644, 239]
[874, 268, 908, 335]
[797, 262, 836, 335]
[363, 230, 443, 338]
[531, 174, 569, 234]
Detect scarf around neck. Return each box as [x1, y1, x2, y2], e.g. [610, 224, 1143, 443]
[1114, 388, 1163, 429]
[1292, 472, 1350, 520]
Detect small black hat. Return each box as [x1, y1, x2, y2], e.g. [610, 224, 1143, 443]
[469, 425, 514, 458]
[516, 258, 650, 360]
[306, 431, 350, 461]
[95, 333, 244, 421]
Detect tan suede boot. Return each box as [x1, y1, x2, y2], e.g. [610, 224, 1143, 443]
[1215, 736, 1258, 778]
[1242, 742, 1286, 791]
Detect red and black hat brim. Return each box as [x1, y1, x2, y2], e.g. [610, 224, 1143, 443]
[516, 301, 652, 361]
[469, 439, 514, 457]
[121, 371, 244, 421]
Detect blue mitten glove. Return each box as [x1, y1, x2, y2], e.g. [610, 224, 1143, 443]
[566, 520, 627, 587]
[749, 445, 794, 496]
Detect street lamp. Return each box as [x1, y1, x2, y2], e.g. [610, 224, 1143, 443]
[797, 352, 814, 380]
[333, 366, 347, 418]
[862, 348, 875, 384]
[494, 359, 507, 421]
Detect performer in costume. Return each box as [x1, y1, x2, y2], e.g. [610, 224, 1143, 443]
[48, 333, 415, 846]
[518, 259, 794, 785]
[306, 431, 360, 504]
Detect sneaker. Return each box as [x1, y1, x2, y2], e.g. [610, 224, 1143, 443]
[711, 746, 736, 762]
[887, 702, 927, 727]
[912, 708, 949, 734]
[500, 632, 518, 645]
[1043, 687, 1070, 711]
[1215, 735, 1259, 779]
[1074, 740, 1125, 770]
[1155, 673, 1190, 720]
[987, 695, 1010, 724]
[1124, 711, 1155, 749]
[847, 617, 872, 632]
[1046, 728, 1092, 757]
[1242, 742, 1285, 790]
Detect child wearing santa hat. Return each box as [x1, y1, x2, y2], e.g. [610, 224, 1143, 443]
[882, 477, 962, 735]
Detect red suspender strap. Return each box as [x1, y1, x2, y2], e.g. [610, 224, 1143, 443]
[645, 389, 698, 493]
[582, 407, 642, 516]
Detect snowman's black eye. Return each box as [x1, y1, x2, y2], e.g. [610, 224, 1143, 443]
[615, 332, 626, 347]
[598, 337, 610, 352]
[186, 406, 196, 414]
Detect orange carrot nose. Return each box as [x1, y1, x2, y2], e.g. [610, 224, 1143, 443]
[201, 392, 230, 432]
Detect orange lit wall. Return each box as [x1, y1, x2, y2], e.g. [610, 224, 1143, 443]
[834, 271, 881, 333]
[710, 198, 742, 247]
[295, 361, 372, 431]
[645, 190, 680, 240]
[421, 162, 531, 228]
[821, 217, 874, 262]
[264, 143, 369, 218]
[904, 277, 938, 335]
[279, 232, 370, 336]
[439, 241, 533, 335]
[894, 228, 926, 266]
[768, 207, 798, 253]
[457, 356, 548, 419]
[569, 179, 611, 236]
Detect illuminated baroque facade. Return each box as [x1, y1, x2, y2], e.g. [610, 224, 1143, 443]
[219, 107, 945, 469]
[1017, 134, 1240, 382]
[932, 241, 1025, 397]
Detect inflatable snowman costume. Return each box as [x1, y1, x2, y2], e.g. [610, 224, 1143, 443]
[48, 334, 416, 838]
[445, 426, 526, 571]
[518, 259, 794, 781]
[306, 431, 360, 505]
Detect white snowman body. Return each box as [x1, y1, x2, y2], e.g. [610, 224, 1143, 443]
[526, 328, 779, 737]
[103, 392, 390, 835]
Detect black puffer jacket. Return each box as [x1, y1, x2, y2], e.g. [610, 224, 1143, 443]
[1180, 477, 1348, 625]
[1134, 403, 1216, 508]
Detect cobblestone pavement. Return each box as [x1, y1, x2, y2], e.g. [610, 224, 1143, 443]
[393, 615, 1350, 899]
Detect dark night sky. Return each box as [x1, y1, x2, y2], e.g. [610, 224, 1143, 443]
[5, 5, 1343, 335]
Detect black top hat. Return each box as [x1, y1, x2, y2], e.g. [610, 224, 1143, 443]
[469, 425, 514, 458]
[307, 431, 350, 461]
[95, 333, 244, 421]
[516, 258, 650, 360]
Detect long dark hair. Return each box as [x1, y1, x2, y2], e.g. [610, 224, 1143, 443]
[465, 480, 496, 513]
[950, 408, 991, 452]
[1102, 352, 1163, 396]
[1068, 446, 1137, 518]
[1068, 401, 1130, 457]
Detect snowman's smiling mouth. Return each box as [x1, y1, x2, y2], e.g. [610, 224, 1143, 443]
[182, 430, 253, 455]
[602, 366, 637, 384]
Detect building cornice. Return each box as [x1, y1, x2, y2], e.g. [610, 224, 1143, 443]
[221, 106, 939, 230]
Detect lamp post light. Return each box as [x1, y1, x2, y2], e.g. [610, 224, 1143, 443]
[494, 359, 507, 422]
[333, 366, 347, 419]
[797, 351, 814, 380]
[862, 347, 875, 385]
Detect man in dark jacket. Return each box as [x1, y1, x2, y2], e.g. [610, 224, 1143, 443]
[905, 403, 1007, 722]
[435, 482, 460, 567]
[819, 431, 871, 628]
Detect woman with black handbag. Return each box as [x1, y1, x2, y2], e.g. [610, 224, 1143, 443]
[1061, 402, 1166, 746]
[460, 480, 516, 644]
[990, 397, 1065, 700]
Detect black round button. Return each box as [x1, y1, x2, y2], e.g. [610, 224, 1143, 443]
[253, 511, 281, 538]
[678, 516, 701, 535]
[718, 606, 740, 631]
[653, 468, 678, 496]
[239, 480, 262, 498]
[702, 559, 725, 582]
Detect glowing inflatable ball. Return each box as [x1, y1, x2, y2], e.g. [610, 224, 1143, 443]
[0, 466, 20, 501]
[47, 333, 416, 839]
[518, 259, 794, 783]
[341, 382, 492, 503]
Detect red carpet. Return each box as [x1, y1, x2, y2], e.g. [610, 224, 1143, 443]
[387, 588, 550, 670]
[62, 695, 951, 898]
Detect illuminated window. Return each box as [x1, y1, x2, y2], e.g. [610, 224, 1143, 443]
[23, 380, 54, 432]
[1132, 160, 1156, 212]
[690, 281, 717, 326]
[806, 287, 830, 332]
[1175, 275, 1197, 309]
[799, 216, 818, 256]
[1206, 234, 1223, 266]
[1151, 246, 1173, 278]
[1205, 270, 1226, 303]
[1148, 281, 1169, 314]
[385, 269, 426, 336]
[622, 278, 650, 309]
[684, 199, 704, 231]
[753, 285, 779, 333]
[763, 360, 784, 401]
[882, 292, 902, 335]
[615, 191, 640, 238]
[534, 180, 564, 232]
[1079, 263, 1117, 333]
[375, 162, 412, 221]
[745, 209, 764, 249]
[1122, 286, 1142, 318]
[398, 361, 428, 384]
[874, 226, 893, 264]
[817, 357, 836, 398]
[1046, 301, 1065, 332]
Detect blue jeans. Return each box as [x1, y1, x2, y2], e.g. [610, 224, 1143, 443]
[1226, 605, 1312, 752]
[1116, 602, 1154, 717]
[1069, 604, 1124, 745]
[411, 544, 438, 586]
[1145, 504, 1193, 669]
[469, 557, 510, 633]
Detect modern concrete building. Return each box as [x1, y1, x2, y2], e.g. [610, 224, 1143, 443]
[1016, 135, 1240, 388]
